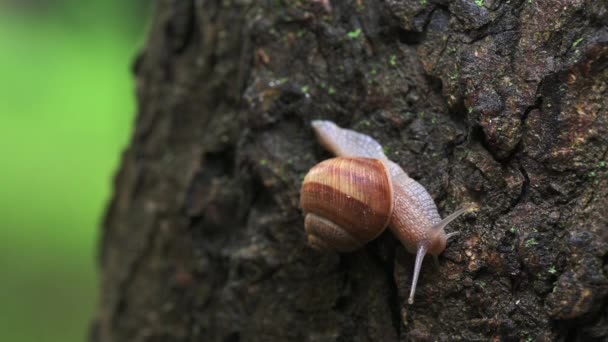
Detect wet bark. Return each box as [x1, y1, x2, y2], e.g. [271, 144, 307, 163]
[94, 0, 608, 341]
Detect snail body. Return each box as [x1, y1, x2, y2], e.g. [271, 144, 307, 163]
[300, 120, 468, 304]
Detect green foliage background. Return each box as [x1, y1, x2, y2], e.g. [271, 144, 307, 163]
[0, 2, 149, 341]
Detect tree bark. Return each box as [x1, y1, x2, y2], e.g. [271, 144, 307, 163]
[94, 0, 608, 341]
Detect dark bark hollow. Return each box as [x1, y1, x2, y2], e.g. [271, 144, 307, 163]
[94, 1, 608, 341]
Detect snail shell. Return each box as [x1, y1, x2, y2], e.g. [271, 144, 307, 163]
[300, 157, 394, 251]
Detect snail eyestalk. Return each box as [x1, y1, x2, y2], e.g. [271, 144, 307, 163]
[431, 205, 474, 233]
[408, 245, 428, 305]
[446, 231, 460, 240]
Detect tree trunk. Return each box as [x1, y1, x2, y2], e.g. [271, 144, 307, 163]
[94, 0, 608, 341]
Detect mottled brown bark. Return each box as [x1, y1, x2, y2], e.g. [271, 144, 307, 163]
[94, 0, 608, 341]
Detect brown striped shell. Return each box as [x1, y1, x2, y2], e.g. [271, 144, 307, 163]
[299, 157, 394, 251]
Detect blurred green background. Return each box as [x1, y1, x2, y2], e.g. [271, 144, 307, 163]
[0, 1, 150, 341]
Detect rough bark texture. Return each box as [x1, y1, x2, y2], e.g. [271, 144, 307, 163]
[94, 0, 608, 341]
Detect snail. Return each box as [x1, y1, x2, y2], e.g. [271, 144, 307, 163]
[300, 120, 471, 304]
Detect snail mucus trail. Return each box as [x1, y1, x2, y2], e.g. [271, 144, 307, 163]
[300, 120, 471, 304]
